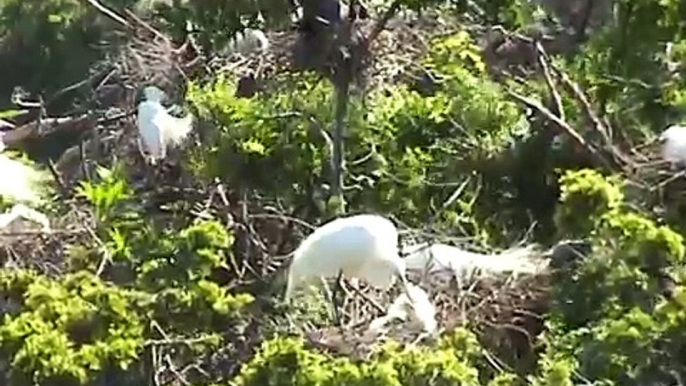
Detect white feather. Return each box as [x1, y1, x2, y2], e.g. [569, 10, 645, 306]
[403, 243, 546, 284]
[660, 125, 686, 168]
[230, 28, 270, 54]
[285, 214, 410, 301]
[0, 153, 48, 206]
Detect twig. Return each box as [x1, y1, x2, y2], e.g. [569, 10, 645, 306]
[163, 355, 191, 386]
[86, 0, 130, 27]
[144, 335, 219, 347]
[534, 41, 564, 120]
[548, 61, 634, 169]
[364, 0, 403, 48]
[46, 159, 68, 196]
[506, 89, 610, 168]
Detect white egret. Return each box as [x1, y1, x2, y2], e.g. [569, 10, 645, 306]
[229, 28, 270, 54]
[284, 213, 415, 323]
[136, 86, 193, 165]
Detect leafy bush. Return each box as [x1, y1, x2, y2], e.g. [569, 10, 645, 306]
[186, 31, 529, 243]
[0, 0, 137, 106]
[0, 270, 144, 386]
[545, 169, 686, 384]
[230, 328, 504, 386]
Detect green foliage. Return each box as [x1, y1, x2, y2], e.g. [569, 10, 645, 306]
[559, 0, 686, 135]
[0, 0, 136, 106]
[187, 31, 528, 243]
[545, 170, 686, 384]
[231, 328, 492, 386]
[4, 0, 686, 384]
[554, 169, 623, 237]
[76, 164, 133, 225]
[73, 165, 254, 332]
[0, 270, 144, 386]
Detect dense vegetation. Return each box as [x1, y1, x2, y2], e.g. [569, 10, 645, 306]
[1, 0, 686, 385]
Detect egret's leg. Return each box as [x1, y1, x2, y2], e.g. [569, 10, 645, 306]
[331, 270, 345, 327]
[319, 276, 340, 326]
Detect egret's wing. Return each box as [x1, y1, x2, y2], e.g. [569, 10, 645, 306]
[137, 102, 166, 160]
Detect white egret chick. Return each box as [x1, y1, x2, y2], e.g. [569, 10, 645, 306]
[368, 283, 437, 339]
[229, 28, 270, 54]
[136, 86, 193, 165]
[659, 124, 686, 169]
[284, 213, 415, 320]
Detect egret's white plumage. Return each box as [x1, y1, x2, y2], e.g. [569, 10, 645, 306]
[284, 213, 411, 301]
[229, 28, 270, 54]
[659, 124, 686, 168]
[0, 153, 49, 206]
[403, 243, 545, 285]
[136, 86, 193, 164]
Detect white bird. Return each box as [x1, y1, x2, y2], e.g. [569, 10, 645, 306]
[229, 28, 270, 54]
[659, 124, 686, 169]
[403, 243, 545, 286]
[284, 213, 414, 304]
[0, 153, 49, 207]
[136, 86, 194, 165]
[368, 283, 437, 338]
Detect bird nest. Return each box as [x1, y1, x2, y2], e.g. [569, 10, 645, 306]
[301, 271, 550, 368]
[0, 204, 92, 276]
[207, 13, 453, 98]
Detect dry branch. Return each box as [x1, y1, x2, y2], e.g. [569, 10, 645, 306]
[1, 114, 96, 149]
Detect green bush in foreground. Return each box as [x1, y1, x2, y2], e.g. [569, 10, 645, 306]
[0, 270, 144, 386]
[546, 168, 686, 385]
[229, 328, 515, 386]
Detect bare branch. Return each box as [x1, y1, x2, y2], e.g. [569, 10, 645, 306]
[85, 0, 130, 27]
[534, 41, 564, 120]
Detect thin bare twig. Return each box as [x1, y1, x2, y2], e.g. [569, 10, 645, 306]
[506, 89, 611, 169]
[534, 41, 564, 120]
[86, 0, 130, 27]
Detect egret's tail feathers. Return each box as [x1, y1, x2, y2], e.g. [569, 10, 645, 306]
[404, 243, 546, 282]
[477, 245, 547, 276]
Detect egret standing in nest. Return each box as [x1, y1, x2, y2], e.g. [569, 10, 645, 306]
[284, 213, 416, 325]
[136, 86, 194, 165]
